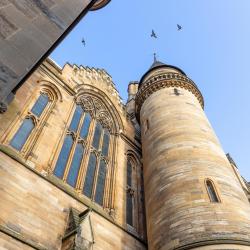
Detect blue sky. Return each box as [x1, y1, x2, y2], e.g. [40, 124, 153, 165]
[51, 0, 250, 180]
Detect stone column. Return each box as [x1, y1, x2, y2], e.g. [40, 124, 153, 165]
[135, 64, 250, 250]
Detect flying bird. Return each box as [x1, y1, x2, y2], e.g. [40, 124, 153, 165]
[151, 29, 157, 38]
[81, 38, 86, 46]
[177, 24, 182, 31]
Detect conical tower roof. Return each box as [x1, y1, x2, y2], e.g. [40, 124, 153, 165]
[139, 58, 186, 87]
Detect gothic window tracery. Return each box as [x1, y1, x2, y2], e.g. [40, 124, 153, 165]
[53, 95, 115, 208]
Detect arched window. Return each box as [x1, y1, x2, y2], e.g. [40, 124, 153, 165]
[53, 98, 113, 208]
[206, 179, 220, 203]
[126, 159, 134, 226]
[9, 92, 51, 152]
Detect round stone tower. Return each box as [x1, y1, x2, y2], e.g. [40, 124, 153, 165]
[135, 60, 250, 250]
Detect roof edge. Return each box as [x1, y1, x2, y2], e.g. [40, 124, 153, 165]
[139, 64, 186, 87]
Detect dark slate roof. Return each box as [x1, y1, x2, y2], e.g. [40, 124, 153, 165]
[139, 60, 186, 87]
[149, 60, 166, 69]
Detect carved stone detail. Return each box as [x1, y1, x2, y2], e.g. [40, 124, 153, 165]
[135, 72, 204, 118]
[0, 102, 7, 113]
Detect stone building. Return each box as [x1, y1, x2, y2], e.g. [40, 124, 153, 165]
[0, 0, 110, 112]
[0, 57, 250, 250]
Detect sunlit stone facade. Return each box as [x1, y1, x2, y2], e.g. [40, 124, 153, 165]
[0, 58, 249, 250]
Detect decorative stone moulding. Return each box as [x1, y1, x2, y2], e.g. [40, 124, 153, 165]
[135, 72, 204, 120]
[91, 0, 111, 10]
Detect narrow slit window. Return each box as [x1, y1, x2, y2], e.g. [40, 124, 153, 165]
[126, 159, 133, 226]
[10, 118, 35, 151]
[206, 179, 220, 203]
[66, 143, 85, 187]
[31, 93, 49, 117]
[94, 159, 107, 205]
[83, 153, 97, 198]
[126, 192, 133, 226]
[127, 160, 132, 187]
[144, 119, 149, 134]
[54, 135, 74, 179]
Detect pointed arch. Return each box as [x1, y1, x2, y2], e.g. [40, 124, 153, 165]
[38, 80, 63, 102]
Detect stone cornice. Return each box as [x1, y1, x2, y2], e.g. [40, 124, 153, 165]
[135, 72, 204, 121]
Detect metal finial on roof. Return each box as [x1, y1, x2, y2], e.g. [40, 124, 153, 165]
[153, 53, 157, 62]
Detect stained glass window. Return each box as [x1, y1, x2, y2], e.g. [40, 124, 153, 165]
[101, 130, 110, 157]
[92, 122, 102, 149]
[31, 93, 49, 117]
[94, 160, 106, 205]
[54, 135, 73, 179]
[80, 113, 91, 139]
[10, 118, 35, 151]
[66, 143, 84, 187]
[206, 180, 220, 203]
[83, 153, 97, 198]
[69, 105, 83, 132]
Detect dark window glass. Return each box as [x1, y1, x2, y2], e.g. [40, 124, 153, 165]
[92, 122, 102, 149]
[206, 180, 219, 203]
[126, 192, 133, 226]
[66, 143, 85, 187]
[10, 118, 35, 151]
[31, 93, 49, 117]
[83, 153, 97, 198]
[54, 135, 73, 179]
[101, 130, 110, 156]
[80, 113, 91, 139]
[127, 160, 132, 187]
[69, 105, 83, 132]
[94, 160, 106, 206]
